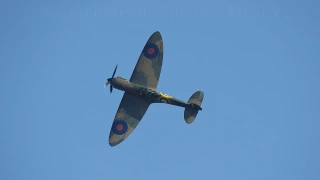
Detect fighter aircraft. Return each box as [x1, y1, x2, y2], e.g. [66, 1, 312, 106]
[104, 31, 204, 146]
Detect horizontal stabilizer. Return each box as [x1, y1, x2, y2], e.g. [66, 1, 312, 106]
[184, 90, 204, 124]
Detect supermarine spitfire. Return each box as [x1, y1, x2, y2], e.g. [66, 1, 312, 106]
[104, 31, 204, 146]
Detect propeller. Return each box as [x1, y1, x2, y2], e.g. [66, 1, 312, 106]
[104, 64, 118, 93]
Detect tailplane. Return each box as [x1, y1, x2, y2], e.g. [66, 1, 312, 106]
[184, 90, 204, 124]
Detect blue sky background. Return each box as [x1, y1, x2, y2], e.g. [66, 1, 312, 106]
[1, 0, 319, 180]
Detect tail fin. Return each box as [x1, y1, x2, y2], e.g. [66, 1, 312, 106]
[184, 90, 204, 124]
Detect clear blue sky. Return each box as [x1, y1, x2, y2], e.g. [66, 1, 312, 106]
[1, 0, 319, 180]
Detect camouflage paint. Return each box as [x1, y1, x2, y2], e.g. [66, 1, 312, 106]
[107, 31, 204, 146]
[129, 31, 163, 90]
[184, 91, 204, 124]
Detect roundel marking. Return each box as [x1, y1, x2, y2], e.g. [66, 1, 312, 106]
[160, 98, 168, 103]
[148, 48, 154, 54]
[143, 43, 159, 59]
[159, 92, 172, 98]
[116, 124, 123, 131]
[157, 92, 172, 104]
[112, 120, 128, 135]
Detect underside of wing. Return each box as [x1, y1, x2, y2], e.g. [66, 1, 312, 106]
[129, 31, 163, 90]
[109, 92, 151, 146]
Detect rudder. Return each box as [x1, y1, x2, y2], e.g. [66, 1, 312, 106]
[184, 90, 204, 124]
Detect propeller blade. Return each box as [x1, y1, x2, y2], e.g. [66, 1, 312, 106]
[110, 85, 113, 93]
[111, 64, 118, 78]
[104, 82, 110, 88]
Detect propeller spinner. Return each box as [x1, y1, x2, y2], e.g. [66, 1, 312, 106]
[104, 64, 118, 93]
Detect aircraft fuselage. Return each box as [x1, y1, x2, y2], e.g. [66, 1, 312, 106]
[110, 77, 189, 108]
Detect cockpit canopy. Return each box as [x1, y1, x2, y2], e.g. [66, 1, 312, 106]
[116, 76, 128, 81]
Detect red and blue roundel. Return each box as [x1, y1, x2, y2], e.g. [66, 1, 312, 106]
[143, 43, 159, 59]
[111, 120, 128, 135]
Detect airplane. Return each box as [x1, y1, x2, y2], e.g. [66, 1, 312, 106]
[104, 31, 204, 146]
